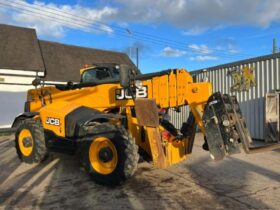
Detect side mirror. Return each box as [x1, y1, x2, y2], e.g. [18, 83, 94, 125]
[119, 64, 130, 88]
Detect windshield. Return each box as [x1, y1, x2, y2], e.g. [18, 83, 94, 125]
[81, 67, 120, 83]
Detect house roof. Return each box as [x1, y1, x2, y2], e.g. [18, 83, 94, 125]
[0, 24, 45, 72]
[0, 24, 137, 82]
[39, 40, 137, 82]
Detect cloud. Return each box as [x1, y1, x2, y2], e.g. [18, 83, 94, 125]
[190, 55, 218, 61]
[112, 0, 280, 30]
[0, 0, 117, 38]
[188, 44, 212, 54]
[117, 22, 129, 27]
[3, 0, 280, 39]
[161, 47, 186, 57]
[98, 24, 114, 34]
[228, 43, 239, 54]
[215, 37, 239, 54]
[182, 27, 207, 36]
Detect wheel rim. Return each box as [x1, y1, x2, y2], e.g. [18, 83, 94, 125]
[18, 129, 33, 156]
[89, 137, 118, 175]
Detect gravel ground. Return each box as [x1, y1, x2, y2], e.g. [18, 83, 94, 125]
[0, 133, 279, 210]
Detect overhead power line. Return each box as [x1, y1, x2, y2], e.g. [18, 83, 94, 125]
[0, 0, 257, 59]
[2, 0, 192, 50]
[26, 0, 259, 57]
[19, 0, 196, 49]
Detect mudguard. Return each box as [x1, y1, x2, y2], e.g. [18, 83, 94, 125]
[12, 112, 39, 128]
[65, 106, 123, 138]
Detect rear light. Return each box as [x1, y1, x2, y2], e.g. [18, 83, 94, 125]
[161, 130, 171, 141]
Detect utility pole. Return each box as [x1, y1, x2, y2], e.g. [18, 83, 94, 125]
[136, 47, 139, 69]
[126, 29, 132, 58]
[273, 38, 277, 54]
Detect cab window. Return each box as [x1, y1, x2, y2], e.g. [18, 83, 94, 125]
[82, 68, 112, 83]
[112, 68, 120, 78]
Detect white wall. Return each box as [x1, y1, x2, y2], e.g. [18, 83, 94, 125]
[0, 90, 27, 127]
[0, 69, 40, 128]
[0, 69, 68, 128]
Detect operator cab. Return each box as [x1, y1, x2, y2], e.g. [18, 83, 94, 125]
[80, 64, 120, 83]
[55, 63, 138, 91]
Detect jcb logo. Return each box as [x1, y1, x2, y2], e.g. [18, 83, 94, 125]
[46, 117, 60, 126]
[115, 86, 148, 100]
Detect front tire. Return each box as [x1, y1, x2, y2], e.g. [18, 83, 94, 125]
[81, 123, 139, 186]
[15, 119, 48, 163]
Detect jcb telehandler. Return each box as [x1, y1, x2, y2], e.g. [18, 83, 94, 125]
[12, 64, 280, 185]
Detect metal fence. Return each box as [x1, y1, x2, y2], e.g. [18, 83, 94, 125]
[168, 106, 190, 130]
[169, 53, 280, 140]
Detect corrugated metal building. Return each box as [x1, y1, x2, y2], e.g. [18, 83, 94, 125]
[169, 53, 280, 140]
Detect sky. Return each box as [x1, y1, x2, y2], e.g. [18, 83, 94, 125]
[1, 0, 280, 73]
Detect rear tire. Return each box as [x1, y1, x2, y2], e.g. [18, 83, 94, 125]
[81, 123, 139, 186]
[15, 119, 48, 163]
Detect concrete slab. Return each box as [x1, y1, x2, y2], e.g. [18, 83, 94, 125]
[0, 133, 279, 210]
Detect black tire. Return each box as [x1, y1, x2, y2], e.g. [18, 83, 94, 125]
[81, 123, 139, 186]
[15, 119, 48, 163]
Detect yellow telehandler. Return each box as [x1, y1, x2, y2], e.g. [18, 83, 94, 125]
[12, 64, 280, 185]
